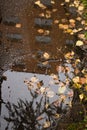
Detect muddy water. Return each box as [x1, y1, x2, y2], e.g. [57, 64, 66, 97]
[0, 0, 75, 130]
[0, 0, 74, 73]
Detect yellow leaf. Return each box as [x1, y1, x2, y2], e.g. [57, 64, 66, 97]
[74, 83, 81, 89]
[53, 113, 60, 118]
[66, 29, 73, 33]
[15, 23, 21, 28]
[73, 76, 79, 83]
[37, 29, 44, 34]
[76, 40, 84, 46]
[79, 94, 84, 100]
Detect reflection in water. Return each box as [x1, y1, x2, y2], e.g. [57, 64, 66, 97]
[1, 70, 73, 130]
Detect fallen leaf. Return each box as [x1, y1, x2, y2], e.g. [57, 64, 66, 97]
[79, 94, 84, 100]
[35, 1, 46, 9]
[15, 23, 21, 28]
[76, 40, 84, 46]
[43, 52, 50, 59]
[47, 91, 55, 98]
[30, 76, 38, 82]
[53, 113, 60, 118]
[37, 29, 44, 34]
[43, 121, 50, 128]
[78, 5, 84, 11]
[54, 20, 59, 24]
[72, 76, 79, 83]
[58, 86, 66, 94]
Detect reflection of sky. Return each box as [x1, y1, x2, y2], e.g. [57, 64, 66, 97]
[1, 70, 73, 130]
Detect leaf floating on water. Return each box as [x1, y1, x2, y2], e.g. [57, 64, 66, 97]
[44, 30, 50, 35]
[52, 8, 58, 12]
[53, 113, 60, 119]
[72, 76, 79, 83]
[15, 23, 21, 28]
[51, 0, 55, 4]
[43, 121, 50, 128]
[47, 91, 55, 98]
[76, 40, 84, 46]
[58, 86, 66, 94]
[39, 13, 45, 17]
[30, 76, 38, 83]
[69, 19, 75, 23]
[37, 29, 44, 34]
[35, 1, 46, 9]
[65, 0, 70, 3]
[50, 74, 58, 80]
[40, 87, 46, 94]
[79, 94, 84, 101]
[54, 20, 59, 24]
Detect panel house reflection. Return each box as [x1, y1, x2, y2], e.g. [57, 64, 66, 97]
[0, 0, 74, 74]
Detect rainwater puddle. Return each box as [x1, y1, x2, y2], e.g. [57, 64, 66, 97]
[1, 69, 73, 130]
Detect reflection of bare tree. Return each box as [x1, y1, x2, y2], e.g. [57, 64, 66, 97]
[0, 74, 7, 115]
[4, 89, 62, 130]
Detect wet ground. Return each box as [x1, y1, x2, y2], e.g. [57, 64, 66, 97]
[0, 0, 85, 130]
[0, 0, 74, 74]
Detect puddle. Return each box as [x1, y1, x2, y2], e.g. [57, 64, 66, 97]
[1, 70, 73, 130]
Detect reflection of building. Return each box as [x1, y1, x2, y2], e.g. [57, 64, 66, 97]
[0, 0, 74, 74]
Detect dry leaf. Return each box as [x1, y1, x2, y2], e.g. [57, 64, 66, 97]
[58, 86, 66, 94]
[69, 19, 75, 23]
[76, 40, 84, 46]
[43, 121, 50, 128]
[15, 23, 21, 28]
[43, 52, 50, 59]
[52, 8, 58, 12]
[37, 29, 44, 34]
[79, 94, 84, 100]
[54, 20, 59, 24]
[30, 76, 38, 82]
[78, 5, 84, 11]
[44, 30, 50, 35]
[65, 0, 70, 3]
[35, 1, 46, 9]
[47, 91, 55, 98]
[72, 76, 79, 83]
